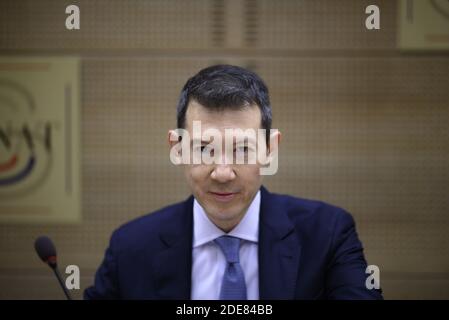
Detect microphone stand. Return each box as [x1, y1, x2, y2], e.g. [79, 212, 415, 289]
[49, 262, 72, 300]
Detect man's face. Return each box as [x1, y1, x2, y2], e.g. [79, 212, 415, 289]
[180, 100, 264, 232]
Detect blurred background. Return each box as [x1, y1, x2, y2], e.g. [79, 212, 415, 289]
[0, 0, 448, 299]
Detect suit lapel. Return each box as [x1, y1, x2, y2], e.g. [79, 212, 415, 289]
[258, 186, 302, 299]
[150, 187, 302, 300]
[152, 196, 194, 299]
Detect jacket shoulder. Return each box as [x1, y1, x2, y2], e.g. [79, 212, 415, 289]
[267, 191, 355, 234]
[109, 198, 190, 251]
[270, 192, 350, 217]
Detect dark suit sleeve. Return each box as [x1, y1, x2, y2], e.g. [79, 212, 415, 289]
[326, 210, 383, 300]
[84, 230, 121, 300]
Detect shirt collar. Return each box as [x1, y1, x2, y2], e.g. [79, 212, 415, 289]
[193, 190, 261, 248]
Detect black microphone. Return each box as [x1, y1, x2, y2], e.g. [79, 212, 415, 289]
[34, 236, 72, 300]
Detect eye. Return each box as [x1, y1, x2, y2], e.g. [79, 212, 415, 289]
[201, 145, 214, 154]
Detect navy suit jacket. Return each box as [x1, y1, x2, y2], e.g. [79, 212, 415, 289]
[84, 186, 382, 300]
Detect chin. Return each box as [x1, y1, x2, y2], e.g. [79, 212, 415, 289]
[216, 207, 245, 221]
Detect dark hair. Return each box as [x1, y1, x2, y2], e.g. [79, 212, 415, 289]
[176, 65, 272, 142]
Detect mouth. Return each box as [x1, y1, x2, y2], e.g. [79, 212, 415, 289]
[209, 191, 238, 203]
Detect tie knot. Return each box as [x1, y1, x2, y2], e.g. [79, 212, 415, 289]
[214, 235, 241, 263]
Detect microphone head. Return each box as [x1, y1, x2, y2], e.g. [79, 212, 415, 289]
[34, 236, 57, 268]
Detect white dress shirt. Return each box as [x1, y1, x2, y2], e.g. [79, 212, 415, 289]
[191, 190, 260, 300]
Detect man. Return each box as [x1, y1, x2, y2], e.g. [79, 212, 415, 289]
[84, 65, 382, 300]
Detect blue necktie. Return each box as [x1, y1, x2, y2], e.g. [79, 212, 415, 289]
[214, 235, 247, 300]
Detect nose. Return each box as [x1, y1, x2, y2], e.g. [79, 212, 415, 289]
[211, 164, 236, 183]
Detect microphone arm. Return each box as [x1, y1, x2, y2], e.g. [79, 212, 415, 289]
[50, 263, 72, 300]
[34, 236, 73, 300]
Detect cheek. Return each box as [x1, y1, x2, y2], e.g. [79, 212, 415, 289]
[240, 165, 262, 182]
[185, 166, 210, 188]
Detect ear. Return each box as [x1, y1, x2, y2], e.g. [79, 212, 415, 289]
[258, 130, 281, 176]
[168, 129, 185, 165]
[167, 129, 180, 150]
[268, 130, 281, 156]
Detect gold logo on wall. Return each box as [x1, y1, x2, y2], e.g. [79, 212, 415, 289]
[399, 0, 449, 50]
[0, 57, 81, 224]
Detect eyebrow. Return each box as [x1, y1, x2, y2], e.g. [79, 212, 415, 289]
[190, 138, 257, 146]
[190, 139, 214, 146]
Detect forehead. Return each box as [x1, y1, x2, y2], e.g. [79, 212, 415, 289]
[184, 100, 262, 131]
